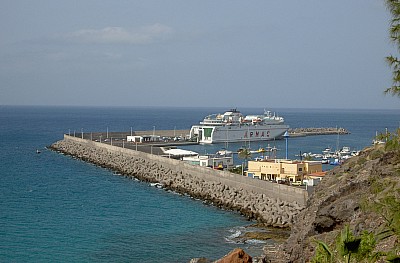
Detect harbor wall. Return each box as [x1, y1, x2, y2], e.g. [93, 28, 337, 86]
[51, 135, 308, 227]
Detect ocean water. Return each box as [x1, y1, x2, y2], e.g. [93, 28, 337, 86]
[1, 106, 399, 262]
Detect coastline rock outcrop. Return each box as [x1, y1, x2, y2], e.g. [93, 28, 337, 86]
[215, 248, 252, 263]
[50, 137, 305, 228]
[267, 145, 400, 262]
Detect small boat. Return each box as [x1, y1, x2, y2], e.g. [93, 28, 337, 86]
[339, 146, 351, 155]
[322, 147, 331, 154]
[216, 149, 233, 157]
[321, 157, 329, 164]
[36, 149, 41, 154]
[329, 158, 341, 165]
[372, 130, 386, 145]
[257, 147, 266, 153]
[372, 138, 385, 145]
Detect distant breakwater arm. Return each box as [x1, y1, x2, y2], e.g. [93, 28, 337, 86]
[288, 127, 349, 137]
[50, 135, 307, 228]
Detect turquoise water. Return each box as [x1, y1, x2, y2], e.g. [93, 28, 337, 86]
[1, 106, 399, 262]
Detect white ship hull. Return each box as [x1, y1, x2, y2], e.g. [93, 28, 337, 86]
[190, 124, 289, 144]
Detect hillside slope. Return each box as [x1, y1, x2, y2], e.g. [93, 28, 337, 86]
[269, 145, 400, 262]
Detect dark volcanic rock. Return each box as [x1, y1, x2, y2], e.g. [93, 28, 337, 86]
[314, 197, 359, 233]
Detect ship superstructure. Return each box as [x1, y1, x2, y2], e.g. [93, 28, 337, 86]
[190, 109, 289, 144]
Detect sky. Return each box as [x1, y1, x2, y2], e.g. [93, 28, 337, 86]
[1, 0, 399, 109]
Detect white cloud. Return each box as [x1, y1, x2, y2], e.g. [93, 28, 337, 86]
[63, 24, 173, 44]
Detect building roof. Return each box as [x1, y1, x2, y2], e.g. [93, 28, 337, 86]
[308, 171, 327, 177]
[163, 149, 198, 156]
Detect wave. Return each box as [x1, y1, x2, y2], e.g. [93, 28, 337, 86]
[224, 226, 245, 243]
[245, 239, 267, 244]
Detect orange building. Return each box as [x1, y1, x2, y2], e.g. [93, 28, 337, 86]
[246, 159, 323, 184]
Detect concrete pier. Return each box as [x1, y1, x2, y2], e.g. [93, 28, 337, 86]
[51, 135, 308, 228]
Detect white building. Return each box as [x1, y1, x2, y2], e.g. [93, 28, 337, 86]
[182, 154, 233, 170]
[127, 135, 161, 143]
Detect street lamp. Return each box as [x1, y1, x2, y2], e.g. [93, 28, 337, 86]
[283, 131, 289, 160]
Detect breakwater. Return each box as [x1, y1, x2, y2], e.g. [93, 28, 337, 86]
[288, 127, 349, 137]
[51, 135, 307, 228]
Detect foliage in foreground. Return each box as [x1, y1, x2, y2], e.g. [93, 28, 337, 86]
[312, 171, 400, 262]
[311, 226, 377, 263]
[311, 1, 400, 261]
[376, 128, 400, 152]
[385, 0, 400, 97]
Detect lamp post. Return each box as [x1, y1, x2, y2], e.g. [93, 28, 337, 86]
[283, 131, 289, 160]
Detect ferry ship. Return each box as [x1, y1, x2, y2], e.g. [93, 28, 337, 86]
[189, 109, 289, 144]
